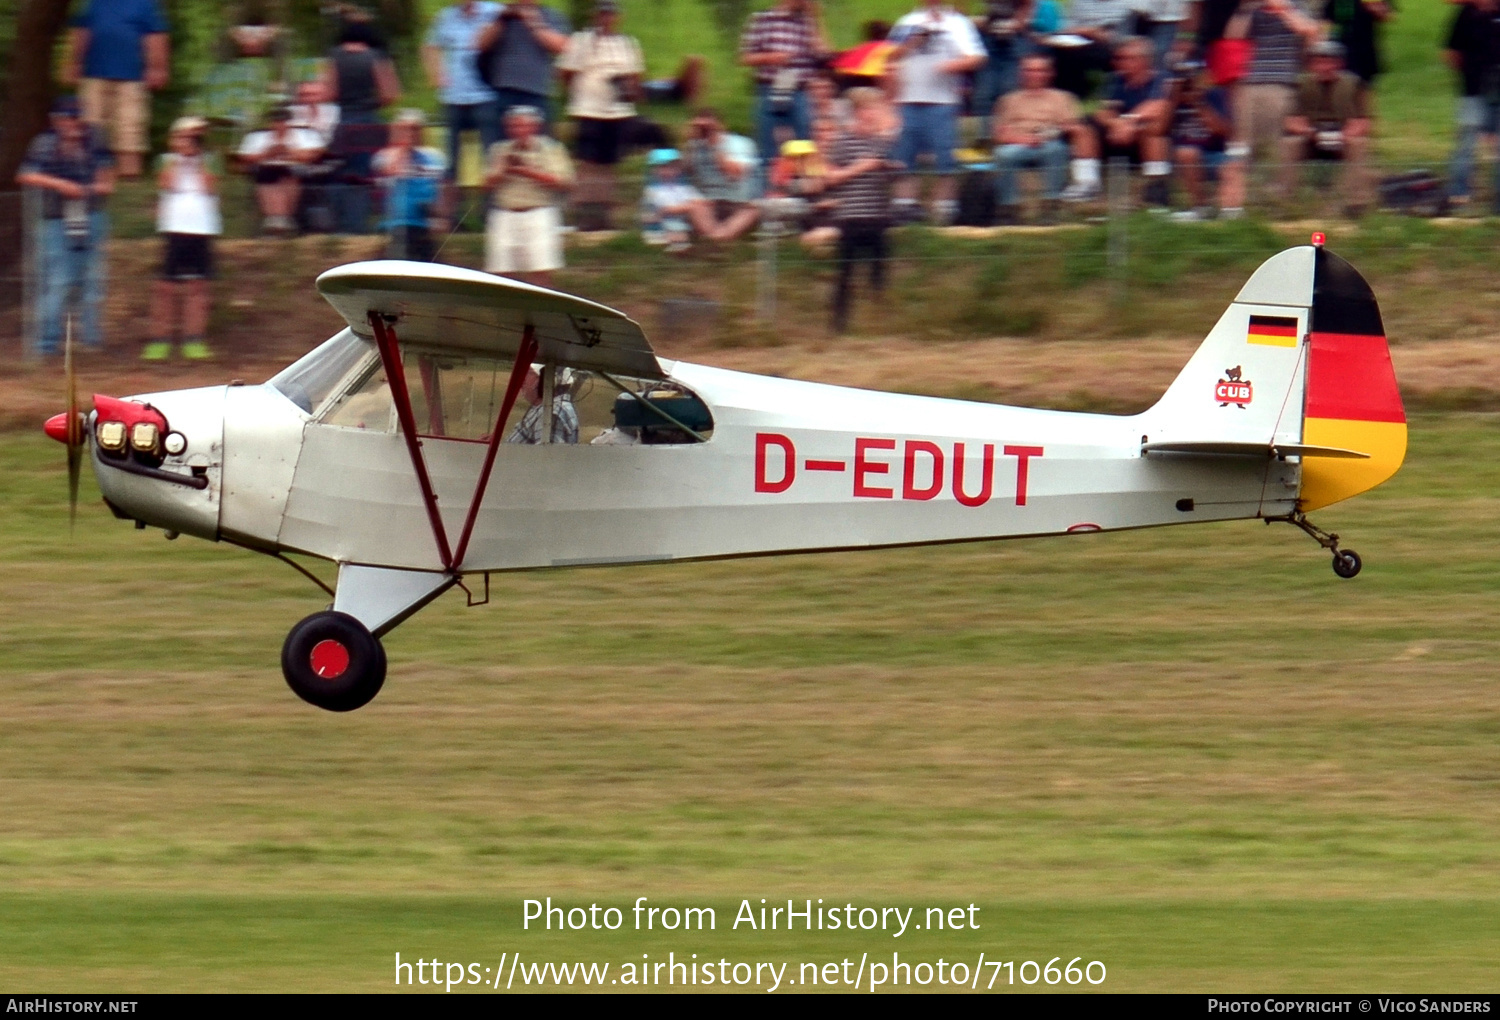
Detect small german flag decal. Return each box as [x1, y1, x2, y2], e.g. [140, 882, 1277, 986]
[1247, 314, 1300, 347]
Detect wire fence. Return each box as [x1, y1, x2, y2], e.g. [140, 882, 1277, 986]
[1, 153, 1487, 358]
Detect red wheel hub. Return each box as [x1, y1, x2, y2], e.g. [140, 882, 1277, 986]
[309, 639, 350, 680]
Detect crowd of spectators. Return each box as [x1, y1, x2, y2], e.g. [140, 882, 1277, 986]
[38, 0, 1500, 348]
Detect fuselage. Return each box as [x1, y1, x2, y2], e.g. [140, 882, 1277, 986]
[94, 349, 1298, 573]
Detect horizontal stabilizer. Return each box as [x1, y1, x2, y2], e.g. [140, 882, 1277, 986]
[1143, 441, 1370, 460]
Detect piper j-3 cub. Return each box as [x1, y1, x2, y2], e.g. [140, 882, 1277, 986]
[45, 238, 1405, 712]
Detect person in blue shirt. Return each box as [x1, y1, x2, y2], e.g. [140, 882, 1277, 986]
[63, 0, 170, 178]
[15, 98, 116, 355]
[374, 110, 448, 262]
[423, 1, 503, 184]
[476, 0, 572, 126]
[1067, 36, 1172, 205]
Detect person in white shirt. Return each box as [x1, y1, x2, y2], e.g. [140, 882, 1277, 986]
[557, 0, 645, 229]
[146, 117, 221, 361]
[887, 0, 986, 224]
[236, 106, 324, 234]
[287, 80, 341, 147]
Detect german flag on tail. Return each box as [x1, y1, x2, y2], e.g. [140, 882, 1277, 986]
[1299, 248, 1406, 511]
[1247, 314, 1299, 347]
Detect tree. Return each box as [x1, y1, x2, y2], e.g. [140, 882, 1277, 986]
[0, 0, 73, 189]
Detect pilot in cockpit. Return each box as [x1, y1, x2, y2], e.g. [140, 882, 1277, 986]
[506, 365, 579, 445]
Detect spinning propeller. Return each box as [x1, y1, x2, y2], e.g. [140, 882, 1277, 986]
[42, 317, 88, 529]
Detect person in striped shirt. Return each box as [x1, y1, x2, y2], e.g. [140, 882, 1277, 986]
[825, 88, 898, 333]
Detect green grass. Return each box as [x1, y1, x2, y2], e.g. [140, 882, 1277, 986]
[2, 412, 1500, 989]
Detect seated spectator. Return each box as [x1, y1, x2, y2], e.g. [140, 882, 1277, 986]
[1050, 0, 1131, 98]
[1068, 36, 1172, 206]
[640, 148, 701, 251]
[1445, 0, 1500, 209]
[236, 106, 324, 234]
[991, 52, 1084, 222]
[683, 108, 761, 241]
[484, 105, 575, 287]
[287, 80, 341, 147]
[1280, 40, 1372, 216]
[373, 109, 447, 261]
[1168, 60, 1242, 219]
[148, 117, 221, 361]
[766, 130, 838, 244]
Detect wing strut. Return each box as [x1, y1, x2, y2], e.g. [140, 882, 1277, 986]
[368, 313, 538, 575]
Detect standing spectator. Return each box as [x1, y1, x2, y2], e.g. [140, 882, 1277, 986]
[888, 0, 987, 225]
[62, 0, 170, 179]
[374, 110, 447, 261]
[15, 98, 115, 356]
[991, 53, 1083, 223]
[476, 0, 572, 126]
[1445, 0, 1500, 208]
[683, 108, 762, 241]
[1229, 0, 1321, 198]
[1070, 37, 1174, 206]
[236, 107, 324, 234]
[975, 0, 1037, 123]
[484, 106, 575, 287]
[424, 1, 502, 188]
[826, 88, 896, 334]
[558, 0, 646, 230]
[1168, 61, 1241, 218]
[322, 18, 402, 127]
[738, 0, 829, 161]
[1052, 0, 1131, 97]
[288, 80, 341, 147]
[640, 149, 701, 250]
[1322, 0, 1391, 90]
[1281, 40, 1371, 216]
[147, 118, 221, 362]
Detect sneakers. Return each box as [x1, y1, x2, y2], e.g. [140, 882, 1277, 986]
[179, 340, 213, 360]
[1169, 207, 1213, 223]
[1061, 181, 1100, 203]
[141, 341, 171, 361]
[144, 340, 214, 360]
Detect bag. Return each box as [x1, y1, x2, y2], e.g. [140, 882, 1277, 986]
[1207, 38, 1253, 86]
[1379, 170, 1449, 218]
[955, 168, 997, 226]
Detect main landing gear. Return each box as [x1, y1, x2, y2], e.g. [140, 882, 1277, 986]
[1267, 511, 1362, 579]
[281, 611, 387, 711]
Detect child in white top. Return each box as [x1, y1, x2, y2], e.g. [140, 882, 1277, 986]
[640, 149, 701, 251]
[147, 117, 222, 361]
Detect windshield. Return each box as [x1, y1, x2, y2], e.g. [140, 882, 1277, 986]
[268, 330, 375, 415]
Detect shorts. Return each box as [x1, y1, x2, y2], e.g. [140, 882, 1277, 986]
[252, 163, 296, 185]
[894, 103, 959, 174]
[574, 117, 628, 165]
[160, 233, 214, 281]
[79, 78, 149, 153]
[1233, 84, 1294, 156]
[485, 206, 563, 274]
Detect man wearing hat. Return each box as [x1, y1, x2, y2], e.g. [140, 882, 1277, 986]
[484, 105, 575, 286]
[15, 97, 115, 356]
[1281, 39, 1372, 214]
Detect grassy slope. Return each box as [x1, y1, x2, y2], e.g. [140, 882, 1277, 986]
[1, 412, 1498, 989]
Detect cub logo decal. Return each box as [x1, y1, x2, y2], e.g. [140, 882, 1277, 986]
[1215, 367, 1252, 408]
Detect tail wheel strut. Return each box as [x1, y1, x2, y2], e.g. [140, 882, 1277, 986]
[1266, 511, 1362, 579]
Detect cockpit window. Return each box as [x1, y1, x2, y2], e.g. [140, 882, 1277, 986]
[310, 343, 714, 444]
[269, 329, 374, 415]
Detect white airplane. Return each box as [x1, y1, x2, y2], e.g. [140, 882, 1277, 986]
[46, 238, 1405, 711]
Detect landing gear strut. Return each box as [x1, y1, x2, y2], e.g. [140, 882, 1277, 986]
[282, 611, 387, 711]
[1267, 511, 1361, 579]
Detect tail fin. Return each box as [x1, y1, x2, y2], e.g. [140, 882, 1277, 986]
[1144, 244, 1405, 511]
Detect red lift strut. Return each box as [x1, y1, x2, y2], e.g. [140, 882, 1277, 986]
[367, 313, 538, 574]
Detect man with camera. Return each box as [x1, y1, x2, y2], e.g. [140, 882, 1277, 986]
[739, 0, 828, 165]
[374, 109, 447, 262]
[1280, 40, 1370, 216]
[888, 0, 987, 225]
[684, 108, 761, 242]
[476, 0, 571, 126]
[484, 105, 575, 286]
[1445, 0, 1500, 209]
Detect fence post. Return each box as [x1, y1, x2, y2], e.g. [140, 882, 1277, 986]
[21, 187, 40, 363]
[1106, 156, 1130, 303]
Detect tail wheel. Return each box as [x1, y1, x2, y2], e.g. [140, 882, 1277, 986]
[1332, 550, 1362, 579]
[282, 611, 386, 711]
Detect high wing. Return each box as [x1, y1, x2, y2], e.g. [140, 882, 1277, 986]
[316, 260, 664, 379]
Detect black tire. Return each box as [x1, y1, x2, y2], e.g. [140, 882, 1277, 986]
[281, 611, 387, 712]
[1332, 549, 1362, 579]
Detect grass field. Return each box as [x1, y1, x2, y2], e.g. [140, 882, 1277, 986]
[1, 409, 1499, 991]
